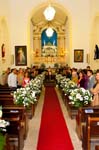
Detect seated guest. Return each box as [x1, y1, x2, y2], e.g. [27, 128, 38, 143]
[22, 71, 30, 87]
[90, 70, 99, 106]
[65, 67, 72, 79]
[48, 66, 52, 80]
[87, 69, 95, 90]
[30, 69, 37, 79]
[2, 67, 11, 85]
[17, 68, 24, 88]
[83, 69, 89, 89]
[71, 68, 78, 84]
[77, 70, 87, 89]
[86, 65, 91, 70]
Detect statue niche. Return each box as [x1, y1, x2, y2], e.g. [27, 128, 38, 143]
[41, 29, 57, 57]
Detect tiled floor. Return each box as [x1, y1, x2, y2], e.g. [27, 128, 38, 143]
[23, 87, 82, 150]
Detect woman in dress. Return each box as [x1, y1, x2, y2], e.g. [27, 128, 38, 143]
[71, 68, 78, 84]
[77, 70, 87, 89]
[22, 71, 30, 87]
[90, 70, 99, 106]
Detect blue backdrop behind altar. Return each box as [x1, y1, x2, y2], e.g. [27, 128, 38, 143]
[41, 29, 57, 47]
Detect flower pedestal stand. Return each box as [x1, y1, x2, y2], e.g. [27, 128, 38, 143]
[67, 104, 78, 119]
[26, 104, 35, 119]
[64, 95, 78, 119]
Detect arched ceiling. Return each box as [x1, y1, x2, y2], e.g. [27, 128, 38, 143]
[31, 4, 68, 29]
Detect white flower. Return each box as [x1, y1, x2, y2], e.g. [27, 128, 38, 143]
[0, 119, 9, 128]
[76, 93, 82, 99]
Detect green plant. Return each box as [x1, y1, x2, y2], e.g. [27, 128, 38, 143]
[0, 133, 6, 150]
[40, 63, 46, 69]
[54, 63, 59, 68]
[0, 119, 10, 150]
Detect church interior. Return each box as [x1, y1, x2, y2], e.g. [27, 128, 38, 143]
[0, 0, 99, 150]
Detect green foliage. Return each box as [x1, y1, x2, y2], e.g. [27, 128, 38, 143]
[0, 133, 6, 150]
[54, 63, 59, 68]
[40, 63, 46, 69]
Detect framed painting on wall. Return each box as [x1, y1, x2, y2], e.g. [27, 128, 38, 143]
[74, 49, 84, 62]
[15, 45, 27, 66]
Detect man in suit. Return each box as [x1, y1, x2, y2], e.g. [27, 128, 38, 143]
[87, 69, 95, 90]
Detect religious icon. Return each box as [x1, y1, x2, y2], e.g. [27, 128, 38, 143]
[15, 46, 27, 66]
[74, 49, 83, 62]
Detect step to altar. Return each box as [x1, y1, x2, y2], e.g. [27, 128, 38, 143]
[44, 79, 56, 87]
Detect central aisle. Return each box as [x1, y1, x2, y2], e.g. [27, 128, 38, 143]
[37, 87, 74, 150]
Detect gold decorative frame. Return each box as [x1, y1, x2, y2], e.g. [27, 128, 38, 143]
[15, 45, 27, 66]
[74, 49, 84, 62]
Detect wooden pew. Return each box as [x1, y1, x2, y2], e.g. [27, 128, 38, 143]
[82, 115, 99, 150]
[76, 106, 99, 140]
[0, 95, 14, 106]
[2, 106, 29, 139]
[0, 93, 35, 119]
[0, 85, 12, 91]
[2, 109, 25, 150]
[64, 94, 78, 119]
[96, 146, 99, 150]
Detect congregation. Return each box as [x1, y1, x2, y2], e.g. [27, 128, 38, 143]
[1, 65, 99, 106]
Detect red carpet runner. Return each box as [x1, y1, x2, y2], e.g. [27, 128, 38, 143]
[37, 87, 74, 150]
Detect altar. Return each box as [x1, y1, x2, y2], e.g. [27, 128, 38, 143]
[42, 45, 57, 57]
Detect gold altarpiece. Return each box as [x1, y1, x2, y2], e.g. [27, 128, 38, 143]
[33, 25, 66, 66]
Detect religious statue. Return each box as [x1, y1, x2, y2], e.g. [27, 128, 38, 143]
[1, 43, 5, 58]
[94, 44, 99, 59]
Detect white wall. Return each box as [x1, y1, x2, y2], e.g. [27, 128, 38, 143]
[0, 0, 11, 73]
[0, 0, 96, 70]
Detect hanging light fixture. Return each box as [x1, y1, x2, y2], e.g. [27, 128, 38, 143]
[46, 27, 54, 37]
[43, 5, 56, 21]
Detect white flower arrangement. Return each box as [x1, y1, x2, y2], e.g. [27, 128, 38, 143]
[56, 74, 71, 89]
[13, 87, 37, 107]
[63, 80, 78, 95]
[13, 73, 44, 107]
[60, 78, 70, 88]
[69, 88, 93, 108]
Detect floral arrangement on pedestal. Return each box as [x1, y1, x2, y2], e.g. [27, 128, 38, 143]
[13, 73, 44, 107]
[13, 87, 37, 107]
[69, 88, 93, 108]
[62, 80, 78, 95]
[56, 74, 70, 88]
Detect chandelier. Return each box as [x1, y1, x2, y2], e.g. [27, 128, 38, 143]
[46, 27, 54, 37]
[43, 5, 56, 21]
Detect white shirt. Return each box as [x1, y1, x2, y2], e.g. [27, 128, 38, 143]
[8, 72, 17, 87]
